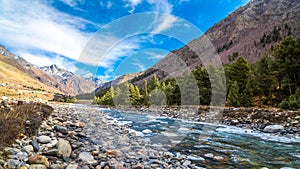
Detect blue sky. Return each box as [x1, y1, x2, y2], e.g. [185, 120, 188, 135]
[0, 0, 249, 81]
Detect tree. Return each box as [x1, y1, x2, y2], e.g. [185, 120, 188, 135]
[227, 81, 240, 107]
[271, 36, 300, 100]
[148, 74, 160, 91]
[143, 80, 150, 106]
[129, 83, 141, 106]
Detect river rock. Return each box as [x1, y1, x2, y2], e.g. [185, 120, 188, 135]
[54, 125, 69, 134]
[187, 155, 205, 161]
[30, 140, 40, 152]
[56, 139, 72, 158]
[78, 152, 97, 164]
[66, 163, 79, 169]
[28, 155, 49, 167]
[142, 129, 152, 134]
[37, 136, 51, 144]
[28, 164, 47, 169]
[23, 145, 34, 154]
[106, 150, 120, 157]
[6, 159, 20, 169]
[263, 125, 284, 133]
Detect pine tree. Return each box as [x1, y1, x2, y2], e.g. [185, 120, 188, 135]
[143, 80, 150, 106]
[227, 81, 240, 107]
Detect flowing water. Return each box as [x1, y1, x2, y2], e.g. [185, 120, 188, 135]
[93, 107, 300, 168]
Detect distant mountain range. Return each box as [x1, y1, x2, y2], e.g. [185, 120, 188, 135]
[0, 46, 104, 97]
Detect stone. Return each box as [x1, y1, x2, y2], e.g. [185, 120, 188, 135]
[4, 147, 21, 155]
[106, 150, 120, 157]
[142, 129, 152, 134]
[204, 153, 214, 159]
[30, 140, 40, 152]
[66, 164, 79, 169]
[49, 164, 65, 169]
[23, 145, 34, 153]
[263, 125, 284, 133]
[75, 121, 85, 128]
[187, 155, 205, 161]
[46, 139, 58, 148]
[231, 119, 239, 125]
[6, 159, 20, 169]
[28, 155, 49, 167]
[29, 164, 47, 169]
[54, 125, 69, 134]
[78, 152, 97, 164]
[182, 160, 191, 166]
[213, 156, 224, 161]
[132, 164, 144, 169]
[56, 139, 72, 158]
[16, 152, 28, 160]
[37, 136, 52, 144]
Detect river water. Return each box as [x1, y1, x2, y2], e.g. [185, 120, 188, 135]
[98, 107, 300, 169]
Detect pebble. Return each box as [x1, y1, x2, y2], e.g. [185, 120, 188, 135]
[37, 136, 51, 144]
[30, 140, 40, 152]
[28, 155, 49, 167]
[6, 159, 20, 169]
[78, 152, 97, 164]
[28, 164, 47, 169]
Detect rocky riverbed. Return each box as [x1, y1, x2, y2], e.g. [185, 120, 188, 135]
[0, 103, 299, 169]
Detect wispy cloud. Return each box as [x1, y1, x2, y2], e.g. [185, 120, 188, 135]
[17, 51, 78, 73]
[144, 51, 165, 60]
[124, 0, 143, 13]
[133, 62, 146, 71]
[0, 0, 98, 69]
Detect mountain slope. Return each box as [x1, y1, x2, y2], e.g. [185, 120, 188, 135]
[131, 0, 300, 86]
[0, 54, 61, 101]
[0, 46, 102, 96]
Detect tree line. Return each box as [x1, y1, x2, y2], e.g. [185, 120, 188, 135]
[94, 36, 300, 110]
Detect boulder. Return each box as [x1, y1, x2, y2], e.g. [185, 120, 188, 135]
[263, 125, 284, 133]
[56, 139, 72, 158]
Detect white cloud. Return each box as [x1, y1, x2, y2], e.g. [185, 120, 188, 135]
[18, 51, 78, 73]
[80, 35, 142, 68]
[144, 51, 165, 60]
[133, 62, 146, 71]
[124, 0, 143, 13]
[151, 15, 178, 35]
[0, 0, 98, 70]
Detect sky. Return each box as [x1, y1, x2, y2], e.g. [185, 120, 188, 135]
[0, 0, 250, 81]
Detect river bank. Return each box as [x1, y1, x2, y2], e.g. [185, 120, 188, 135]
[0, 103, 299, 169]
[113, 105, 300, 136]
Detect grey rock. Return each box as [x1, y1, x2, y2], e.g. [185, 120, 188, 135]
[187, 155, 205, 161]
[78, 152, 96, 164]
[37, 136, 52, 144]
[23, 145, 34, 154]
[4, 148, 21, 155]
[30, 140, 40, 152]
[6, 159, 20, 169]
[56, 139, 72, 157]
[16, 152, 28, 160]
[66, 163, 79, 169]
[54, 125, 69, 134]
[263, 125, 284, 133]
[29, 164, 47, 169]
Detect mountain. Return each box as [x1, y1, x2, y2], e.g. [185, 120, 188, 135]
[0, 46, 103, 96]
[0, 52, 61, 101]
[95, 72, 143, 93]
[129, 0, 300, 86]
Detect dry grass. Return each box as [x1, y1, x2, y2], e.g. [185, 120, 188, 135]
[0, 56, 61, 101]
[0, 101, 53, 148]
